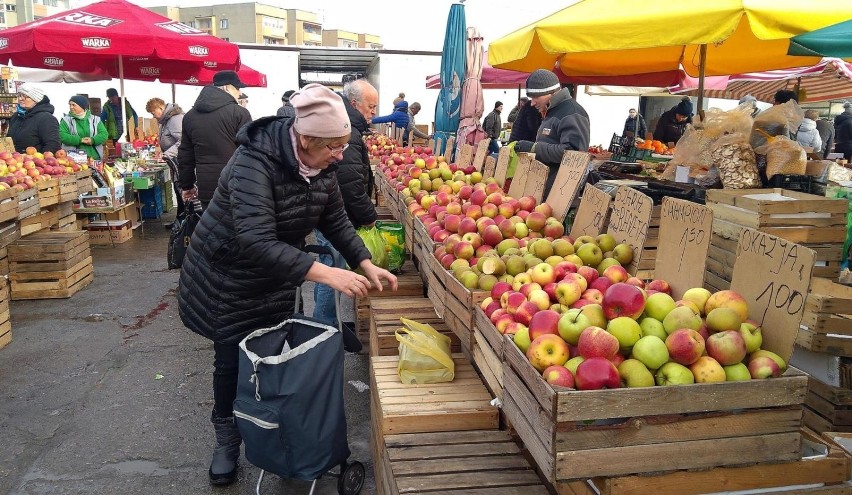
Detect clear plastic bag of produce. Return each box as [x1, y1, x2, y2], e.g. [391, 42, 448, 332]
[710, 133, 761, 189]
[753, 135, 807, 179]
[376, 221, 405, 273]
[356, 226, 388, 270]
[668, 126, 713, 169]
[700, 105, 755, 140]
[750, 100, 804, 149]
[396, 318, 455, 384]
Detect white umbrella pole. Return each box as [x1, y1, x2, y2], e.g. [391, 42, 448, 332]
[119, 54, 127, 142]
[697, 44, 707, 121]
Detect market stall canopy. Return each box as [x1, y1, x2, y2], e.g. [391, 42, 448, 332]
[157, 63, 267, 87]
[670, 58, 852, 104]
[789, 20, 852, 58]
[0, 0, 241, 75]
[487, 0, 852, 78]
[14, 67, 111, 83]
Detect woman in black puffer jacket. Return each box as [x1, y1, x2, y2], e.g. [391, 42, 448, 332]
[178, 84, 397, 486]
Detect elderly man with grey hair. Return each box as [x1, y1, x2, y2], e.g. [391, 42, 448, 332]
[796, 109, 823, 153]
[406, 102, 432, 142]
[312, 78, 380, 326]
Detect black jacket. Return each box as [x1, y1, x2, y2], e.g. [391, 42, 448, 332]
[531, 89, 590, 198]
[178, 116, 372, 344]
[509, 103, 543, 143]
[336, 96, 377, 228]
[8, 99, 61, 153]
[623, 115, 647, 138]
[835, 112, 852, 153]
[816, 119, 835, 158]
[483, 110, 502, 139]
[177, 86, 252, 203]
[653, 107, 692, 145]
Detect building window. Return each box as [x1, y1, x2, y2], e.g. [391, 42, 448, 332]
[220, 19, 228, 29]
[0, 13, 4, 23]
[263, 37, 280, 45]
[187, 20, 195, 27]
[5, 4, 15, 11]
[222, 37, 229, 41]
[261, 16, 284, 30]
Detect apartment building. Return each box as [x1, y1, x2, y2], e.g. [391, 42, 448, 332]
[0, 0, 70, 29]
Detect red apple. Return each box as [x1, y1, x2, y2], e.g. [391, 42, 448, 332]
[577, 326, 619, 359]
[665, 329, 706, 366]
[528, 309, 561, 340]
[646, 279, 672, 295]
[491, 281, 513, 301]
[542, 365, 575, 388]
[527, 334, 570, 371]
[574, 357, 621, 390]
[705, 330, 747, 365]
[602, 283, 646, 320]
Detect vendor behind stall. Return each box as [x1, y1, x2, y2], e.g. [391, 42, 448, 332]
[653, 97, 693, 146]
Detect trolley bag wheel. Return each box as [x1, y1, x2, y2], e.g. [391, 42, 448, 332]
[337, 461, 364, 495]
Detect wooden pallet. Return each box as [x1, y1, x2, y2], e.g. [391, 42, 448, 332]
[9, 231, 93, 300]
[354, 260, 424, 345]
[369, 297, 458, 357]
[370, 354, 498, 436]
[376, 429, 550, 495]
[577, 429, 850, 495]
[502, 339, 809, 482]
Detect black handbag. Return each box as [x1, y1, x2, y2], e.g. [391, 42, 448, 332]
[167, 200, 201, 269]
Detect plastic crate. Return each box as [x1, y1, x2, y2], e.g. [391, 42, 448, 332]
[766, 174, 813, 193]
[139, 186, 164, 219]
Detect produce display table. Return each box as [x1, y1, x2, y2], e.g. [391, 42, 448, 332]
[368, 297, 458, 357]
[354, 261, 425, 347]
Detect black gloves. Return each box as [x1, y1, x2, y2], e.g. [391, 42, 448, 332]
[515, 140, 535, 153]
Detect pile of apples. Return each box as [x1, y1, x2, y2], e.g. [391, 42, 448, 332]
[481, 280, 787, 390]
[367, 135, 433, 162]
[0, 147, 81, 191]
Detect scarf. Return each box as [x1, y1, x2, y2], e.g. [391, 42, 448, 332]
[289, 127, 321, 181]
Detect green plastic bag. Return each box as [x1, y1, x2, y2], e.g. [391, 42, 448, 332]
[506, 141, 520, 179]
[356, 226, 388, 270]
[395, 318, 455, 384]
[377, 221, 405, 273]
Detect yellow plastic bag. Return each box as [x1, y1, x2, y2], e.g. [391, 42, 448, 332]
[395, 318, 455, 384]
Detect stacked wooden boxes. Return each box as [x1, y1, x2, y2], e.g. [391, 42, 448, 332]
[443, 273, 488, 358]
[790, 278, 852, 434]
[635, 205, 661, 280]
[75, 169, 95, 195]
[0, 188, 20, 249]
[472, 307, 505, 400]
[368, 297, 458, 357]
[8, 231, 93, 299]
[354, 260, 424, 348]
[704, 189, 848, 291]
[0, 252, 10, 350]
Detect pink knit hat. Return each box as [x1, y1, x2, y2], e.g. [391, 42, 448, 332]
[291, 83, 350, 138]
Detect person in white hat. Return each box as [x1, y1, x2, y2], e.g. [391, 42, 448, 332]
[177, 82, 397, 486]
[7, 83, 60, 153]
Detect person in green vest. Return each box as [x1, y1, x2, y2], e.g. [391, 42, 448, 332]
[101, 88, 138, 142]
[59, 95, 108, 161]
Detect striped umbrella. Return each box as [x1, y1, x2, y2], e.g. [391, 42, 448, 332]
[671, 58, 852, 103]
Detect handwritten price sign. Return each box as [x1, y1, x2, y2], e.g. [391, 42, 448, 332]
[654, 198, 712, 299]
[545, 151, 591, 222]
[606, 186, 653, 276]
[569, 184, 612, 239]
[730, 228, 815, 361]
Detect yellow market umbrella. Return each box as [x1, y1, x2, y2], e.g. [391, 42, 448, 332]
[488, 0, 852, 80]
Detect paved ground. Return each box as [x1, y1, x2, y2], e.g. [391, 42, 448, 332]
[0, 218, 374, 495]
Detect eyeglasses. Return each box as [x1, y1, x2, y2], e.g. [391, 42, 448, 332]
[327, 143, 350, 154]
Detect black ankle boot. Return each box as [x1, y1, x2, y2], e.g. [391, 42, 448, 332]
[209, 414, 241, 485]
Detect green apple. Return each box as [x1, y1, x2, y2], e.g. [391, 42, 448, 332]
[639, 317, 668, 340]
[612, 243, 634, 265]
[580, 304, 607, 329]
[662, 305, 703, 335]
[607, 317, 642, 353]
[682, 287, 712, 316]
[723, 362, 752, 381]
[557, 309, 592, 345]
[706, 307, 742, 333]
[631, 335, 670, 370]
[644, 292, 677, 321]
[496, 238, 520, 256]
[738, 322, 763, 353]
[618, 359, 655, 387]
[576, 243, 603, 268]
[749, 349, 787, 372]
[564, 356, 585, 375]
[655, 361, 695, 386]
[551, 238, 574, 257]
[595, 233, 617, 253]
[513, 326, 532, 353]
[595, 257, 621, 275]
[572, 235, 596, 252]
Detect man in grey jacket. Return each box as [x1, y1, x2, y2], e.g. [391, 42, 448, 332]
[514, 70, 590, 198]
[276, 90, 295, 118]
[482, 101, 503, 153]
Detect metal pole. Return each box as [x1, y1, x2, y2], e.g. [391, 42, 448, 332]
[119, 55, 127, 142]
[697, 44, 707, 122]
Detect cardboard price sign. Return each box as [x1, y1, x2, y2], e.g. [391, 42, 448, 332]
[569, 185, 612, 239]
[545, 151, 591, 222]
[507, 153, 532, 198]
[523, 159, 549, 203]
[482, 156, 497, 179]
[493, 147, 511, 186]
[731, 228, 815, 362]
[654, 198, 713, 300]
[606, 186, 653, 275]
[457, 143, 474, 169]
[473, 139, 490, 171]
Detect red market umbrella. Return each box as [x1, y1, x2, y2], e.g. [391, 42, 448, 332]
[456, 27, 488, 152]
[165, 63, 267, 88]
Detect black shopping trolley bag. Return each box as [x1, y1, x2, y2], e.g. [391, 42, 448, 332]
[235, 315, 350, 481]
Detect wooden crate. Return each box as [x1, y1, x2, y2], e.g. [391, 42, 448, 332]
[579, 429, 850, 495]
[802, 278, 852, 335]
[58, 175, 78, 203]
[17, 188, 38, 220]
[75, 169, 94, 195]
[0, 278, 10, 350]
[371, 354, 499, 436]
[377, 429, 550, 495]
[0, 221, 20, 250]
[0, 246, 8, 276]
[8, 231, 93, 300]
[633, 205, 660, 278]
[472, 307, 506, 399]
[501, 340, 809, 482]
[0, 188, 19, 224]
[37, 178, 59, 207]
[369, 297, 458, 357]
[355, 260, 424, 345]
[20, 207, 59, 236]
[805, 378, 852, 434]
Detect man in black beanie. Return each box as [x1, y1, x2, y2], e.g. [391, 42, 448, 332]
[653, 96, 693, 146]
[276, 90, 296, 118]
[514, 69, 590, 197]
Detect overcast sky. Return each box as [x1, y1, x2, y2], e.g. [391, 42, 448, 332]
[71, 0, 571, 52]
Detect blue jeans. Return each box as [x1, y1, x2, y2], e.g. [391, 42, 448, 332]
[312, 230, 346, 326]
[488, 138, 500, 154]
